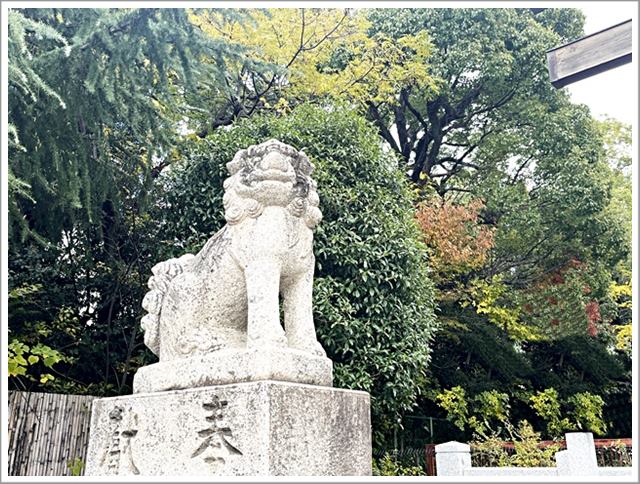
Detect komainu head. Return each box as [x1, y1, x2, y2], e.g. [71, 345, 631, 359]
[222, 139, 322, 228]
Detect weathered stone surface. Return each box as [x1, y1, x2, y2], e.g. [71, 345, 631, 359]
[435, 441, 472, 476]
[85, 381, 371, 476]
[555, 432, 598, 476]
[133, 347, 333, 393]
[137, 139, 328, 390]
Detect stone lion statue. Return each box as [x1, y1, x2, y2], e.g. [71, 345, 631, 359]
[140, 139, 325, 363]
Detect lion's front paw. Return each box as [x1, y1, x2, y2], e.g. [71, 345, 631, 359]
[248, 332, 288, 350]
[293, 340, 326, 358]
[310, 342, 327, 358]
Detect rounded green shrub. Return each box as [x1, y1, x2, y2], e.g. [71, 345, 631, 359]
[156, 104, 437, 446]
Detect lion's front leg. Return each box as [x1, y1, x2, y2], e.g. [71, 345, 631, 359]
[282, 264, 326, 357]
[245, 259, 287, 349]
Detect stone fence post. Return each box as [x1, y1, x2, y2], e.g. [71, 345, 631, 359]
[434, 441, 471, 476]
[555, 432, 599, 476]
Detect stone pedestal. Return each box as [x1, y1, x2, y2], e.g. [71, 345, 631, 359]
[133, 348, 333, 393]
[85, 381, 371, 476]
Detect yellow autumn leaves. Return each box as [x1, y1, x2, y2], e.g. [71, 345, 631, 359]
[188, 8, 437, 107]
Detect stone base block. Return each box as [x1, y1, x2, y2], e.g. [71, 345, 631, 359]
[133, 348, 333, 393]
[85, 381, 371, 476]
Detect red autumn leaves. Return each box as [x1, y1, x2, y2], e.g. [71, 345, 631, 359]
[417, 200, 601, 338]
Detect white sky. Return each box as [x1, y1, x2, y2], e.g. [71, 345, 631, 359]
[568, 3, 637, 125]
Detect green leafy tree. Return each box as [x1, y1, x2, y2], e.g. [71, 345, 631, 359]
[528, 388, 574, 437]
[378, 9, 630, 447]
[362, 9, 625, 293]
[8, 9, 68, 240]
[364, 8, 583, 184]
[596, 118, 632, 352]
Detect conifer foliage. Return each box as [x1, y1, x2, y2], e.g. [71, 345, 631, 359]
[7, 8, 259, 395]
[8, 8, 253, 242]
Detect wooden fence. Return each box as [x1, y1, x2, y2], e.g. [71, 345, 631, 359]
[8, 391, 97, 476]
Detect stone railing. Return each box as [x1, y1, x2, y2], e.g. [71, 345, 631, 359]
[435, 432, 632, 477]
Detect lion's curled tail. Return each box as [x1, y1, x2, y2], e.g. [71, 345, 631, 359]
[141, 253, 195, 355]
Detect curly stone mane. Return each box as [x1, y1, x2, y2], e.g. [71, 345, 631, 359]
[222, 139, 322, 229]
